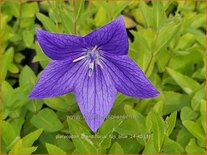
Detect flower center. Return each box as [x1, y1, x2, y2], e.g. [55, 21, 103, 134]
[87, 46, 99, 76]
[72, 46, 103, 77]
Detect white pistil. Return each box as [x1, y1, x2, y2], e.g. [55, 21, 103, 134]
[88, 61, 94, 77]
[89, 61, 94, 70]
[72, 45, 103, 77]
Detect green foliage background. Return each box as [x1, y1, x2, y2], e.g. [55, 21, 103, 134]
[1, 0, 206, 154]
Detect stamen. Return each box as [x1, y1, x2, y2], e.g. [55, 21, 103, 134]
[72, 55, 86, 62]
[91, 45, 98, 52]
[97, 61, 103, 69]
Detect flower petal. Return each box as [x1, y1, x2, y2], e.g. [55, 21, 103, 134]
[84, 16, 128, 55]
[102, 55, 160, 98]
[74, 65, 117, 132]
[36, 29, 85, 60]
[29, 59, 87, 98]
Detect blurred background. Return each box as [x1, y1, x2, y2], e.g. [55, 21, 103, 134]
[1, 0, 206, 154]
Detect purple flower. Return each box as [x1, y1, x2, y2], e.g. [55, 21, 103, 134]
[29, 16, 160, 132]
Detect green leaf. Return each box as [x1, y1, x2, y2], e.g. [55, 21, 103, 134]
[2, 2, 20, 17]
[124, 104, 146, 132]
[43, 97, 70, 112]
[46, 143, 66, 154]
[21, 2, 39, 18]
[2, 121, 17, 150]
[2, 48, 14, 80]
[36, 13, 57, 32]
[68, 119, 97, 154]
[123, 15, 137, 28]
[152, 1, 166, 30]
[9, 143, 37, 154]
[151, 110, 165, 152]
[39, 132, 56, 147]
[9, 139, 37, 154]
[200, 100, 206, 133]
[175, 33, 196, 49]
[142, 137, 157, 154]
[10, 117, 25, 137]
[8, 127, 42, 154]
[8, 63, 19, 74]
[95, 7, 107, 27]
[19, 65, 36, 87]
[111, 93, 126, 109]
[196, 33, 206, 48]
[33, 41, 50, 67]
[23, 30, 34, 47]
[22, 128, 43, 147]
[98, 119, 122, 149]
[183, 120, 205, 143]
[109, 142, 124, 154]
[139, 2, 152, 27]
[26, 100, 43, 113]
[161, 137, 184, 154]
[155, 17, 181, 54]
[55, 138, 75, 154]
[180, 106, 198, 121]
[191, 85, 206, 111]
[59, 9, 73, 34]
[162, 91, 190, 115]
[31, 108, 63, 132]
[116, 105, 146, 138]
[165, 111, 177, 136]
[186, 139, 206, 154]
[75, 0, 84, 21]
[2, 81, 14, 108]
[176, 128, 193, 148]
[113, 1, 129, 17]
[5, 86, 29, 109]
[14, 53, 25, 63]
[116, 138, 143, 154]
[20, 17, 35, 28]
[130, 29, 156, 75]
[153, 100, 164, 115]
[167, 68, 200, 95]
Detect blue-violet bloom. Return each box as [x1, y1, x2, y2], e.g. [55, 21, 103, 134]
[29, 16, 160, 132]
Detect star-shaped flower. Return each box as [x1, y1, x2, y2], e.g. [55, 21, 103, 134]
[29, 16, 160, 132]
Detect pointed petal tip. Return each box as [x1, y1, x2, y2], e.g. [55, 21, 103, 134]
[36, 28, 47, 39]
[89, 122, 100, 133]
[91, 127, 98, 133]
[28, 92, 37, 99]
[154, 89, 161, 97]
[29, 95, 35, 99]
[116, 15, 125, 25]
[83, 114, 105, 133]
[28, 90, 43, 99]
[117, 15, 124, 19]
[144, 88, 160, 98]
[36, 28, 42, 34]
[85, 118, 100, 133]
[36, 28, 43, 41]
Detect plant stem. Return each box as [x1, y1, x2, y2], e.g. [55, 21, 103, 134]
[144, 32, 159, 75]
[73, 0, 77, 34]
[133, 32, 159, 107]
[144, 53, 153, 75]
[16, 1, 22, 32]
